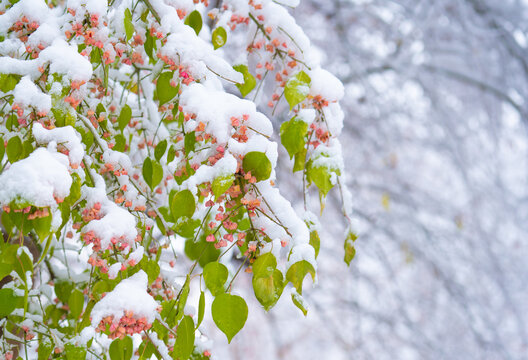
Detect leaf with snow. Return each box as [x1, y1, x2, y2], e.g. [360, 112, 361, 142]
[285, 71, 311, 110]
[233, 65, 256, 97]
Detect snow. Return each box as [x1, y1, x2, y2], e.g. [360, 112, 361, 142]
[128, 246, 145, 264]
[33, 123, 85, 166]
[180, 83, 272, 143]
[309, 67, 345, 102]
[85, 0, 108, 15]
[108, 263, 122, 280]
[286, 243, 316, 272]
[182, 153, 238, 194]
[26, 22, 60, 49]
[39, 39, 93, 81]
[0, 0, 50, 33]
[149, 0, 243, 84]
[0, 147, 72, 207]
[83, 200, 138, 250]
[13, 76, 51, 113]
[91, 271, 159, 326]
[275, 0, 300, 7]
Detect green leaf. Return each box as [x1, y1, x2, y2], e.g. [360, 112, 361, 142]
[113, 133, 126, 152]
[170, 190, 195, 221]
[212, 175, 234, 199]
[38, 342, 53, 360]
[0, 260, 13, 281]
[173, 316, 195, 360]
[154, 139, 167, 161]
[0, 244, 17, 279]
[251, 253, 283, 310]
[22, 139, 33, 160]
[280, 117, 308, 159]
[284, 71, 311, 110]
[31, 211, 52, 240]
[142, 158, 164, 191]
[156, 72, 178, 105]
[176, 275, 190, 322]
[14, 249, 33, 282]
[117, 104, 132, 131]
[286, 260, 316, 294]
[197, 291, 205, 329]
[95, 102, 106, 116]
[143, 259, 160, 284]
[310, 230, 320, 259]
[242, 151, 272, 181]
[142, 157, 153, 188]
[79, 300, 95, 331]
[184, 236, 220, 267]
[291, 290, 308, 316]
[344, 241, 355, 266]
[109, 336, 133, 360]
[0, 288, 18, 316]
[307, 164, 336, 196]
[167, 145, 176, 163]
[211, 293, 248, 343]
[144, 33, 155, 63]
[185, 10, 202, 35]
[252, 253, 277, 278]
[68, 289, 84, 319]
[203, 262, 228, 296]
[64, 344, 87, 360]
[55, 281, 74, 303]
[344, 231, 357, 266]
[184, 131, 196, 155]
[0, 73, 21, 92]
[66, 173, 82, 204]
[233, 64, 256, 97]
[212, 26, 227, 49]
[293, 149, 306, 172]
[138, 340, 155, 359]
[0, 136, 5, 161]
[124, 8, 134, 41]
[6, 136, 22, 163]
[253, 269, 284, 311]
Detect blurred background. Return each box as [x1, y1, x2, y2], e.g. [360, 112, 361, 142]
[214, 0, 528, 358]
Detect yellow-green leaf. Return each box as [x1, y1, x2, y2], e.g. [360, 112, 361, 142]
[185, 10, 202, 35]
[212, 26, 227, 49]
[286, 260, 315, 294]
[212, 175, 234, 199]
[212, 293, 248, 343]
[124, 8, 134, 41]
[280, 116, 308, 159]
[242, 151, 271, 181]
[233, 64, 256, 97]
[203, 262, 228, 296]
[284, 71, 311, 110]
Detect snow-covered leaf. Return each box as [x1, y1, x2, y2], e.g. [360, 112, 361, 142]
[233, 65, 256, 97]
[285, 71, 311, 110]
[212, 26, 227, 50]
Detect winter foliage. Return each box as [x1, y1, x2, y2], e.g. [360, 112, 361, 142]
[0, 0, 354, 358]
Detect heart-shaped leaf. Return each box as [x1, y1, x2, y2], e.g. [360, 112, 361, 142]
[211, 293, 248, 343]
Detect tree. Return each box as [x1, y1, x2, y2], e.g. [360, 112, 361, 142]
[0, 0, 353, 358]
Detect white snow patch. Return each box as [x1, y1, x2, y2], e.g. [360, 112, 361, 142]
[0, 147, 72, 207]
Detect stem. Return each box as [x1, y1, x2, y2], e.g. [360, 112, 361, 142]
[226, 256, 248, 292]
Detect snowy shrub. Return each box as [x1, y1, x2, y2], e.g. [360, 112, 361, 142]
[0, 0, 355, 358]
